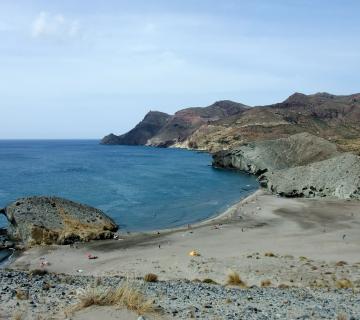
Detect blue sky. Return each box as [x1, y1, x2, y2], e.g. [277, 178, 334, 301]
[1, 0, 360, 138]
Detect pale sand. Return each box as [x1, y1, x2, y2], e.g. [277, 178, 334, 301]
[10, 190, 360, 287]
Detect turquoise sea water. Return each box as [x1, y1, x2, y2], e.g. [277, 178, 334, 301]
[0, 140, 258, 231]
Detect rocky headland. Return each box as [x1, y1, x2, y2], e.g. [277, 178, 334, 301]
[213, 132, 360, 199]
[101, 92, 360, 200]
[1, 196, 118, 247]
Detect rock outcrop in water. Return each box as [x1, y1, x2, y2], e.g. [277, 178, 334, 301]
[2, 196, 118, 246]
[213, 133, 360, 200]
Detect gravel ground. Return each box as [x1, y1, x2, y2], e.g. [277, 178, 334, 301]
[1, 269, 359, 319]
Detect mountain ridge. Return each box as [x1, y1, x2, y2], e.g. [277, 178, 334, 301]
[101, 92, 360, 154]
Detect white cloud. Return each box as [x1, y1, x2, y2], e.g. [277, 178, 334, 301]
[31, 11, 80, 38]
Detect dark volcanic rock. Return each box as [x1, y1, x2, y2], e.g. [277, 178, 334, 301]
[101, 111, 171, 145]
[3, 196, 118, 246]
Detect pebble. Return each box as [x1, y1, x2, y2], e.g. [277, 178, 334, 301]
[1, 269, 360, 319]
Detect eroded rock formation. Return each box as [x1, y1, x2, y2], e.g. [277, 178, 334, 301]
[3, 196, 118, 246]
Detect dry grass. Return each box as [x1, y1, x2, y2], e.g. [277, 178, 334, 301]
[16, 289, 29, 300]
[337, 314, 348, 320]
[202, 278, 218, 285]
[264, 252, 275, 257]
[335, 261, 348, 267]
[29, 269, 48, 276]
[67, 281, 154, 316]
[144, 273, 158, 283]
[226, 271, 247, 288]
[278, 283, 290, 289]
[335, 278, 353, 289]
[12, 311, 24, 320]
[260, 279, 272, 287]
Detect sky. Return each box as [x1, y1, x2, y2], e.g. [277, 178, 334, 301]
[1, 0, 360, 139]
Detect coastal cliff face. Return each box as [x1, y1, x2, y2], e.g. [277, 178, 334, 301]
[212, 133, 339, 174]
[101, 91, 360, 200]
[3, 196, 118, 246]
[101, 111, 171, 145]
[101, 100, 248, 147]
[102, 92, 360, 154]
[213, 133, 360, 199]
[259, 153, 360, 199]
[184, 92, 360, 153]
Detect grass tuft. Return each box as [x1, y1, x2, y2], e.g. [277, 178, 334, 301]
[29, 269, 48, 276]
[335, 278, 353, 289]
[226, 271, 247, 288]
[260, 279, 272, 287]
[67, 281, 154, 316]
[264, 252, 276, 257]
[12, 311, 24, 320]
[144, 273, 158, 283]
[202, 278, 218, 285]
[16, 289, 29, 300]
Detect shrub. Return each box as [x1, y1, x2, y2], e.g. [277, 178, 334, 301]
[261, 279, 272, 287]
[335, 278, 353, 289]
[16, 289, 29, 300]
[202, 278, 218, 285]
[29, 269, 48, 276]
[144, 273, 158, 283]
[226, 271, 247, 288]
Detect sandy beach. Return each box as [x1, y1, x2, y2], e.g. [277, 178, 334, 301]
[9, 190, 360, 287]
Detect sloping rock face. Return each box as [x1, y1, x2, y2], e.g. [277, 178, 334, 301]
[101, 111, 171, 145]
[3, 197, 118, 246]
[101, 100, 248, 147]
[212, 133, 339, 174]
[259, 153, 360, 199]
[184, 92, 360, 153]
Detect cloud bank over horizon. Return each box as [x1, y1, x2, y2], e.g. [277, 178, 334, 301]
[0, 0, 360, 138]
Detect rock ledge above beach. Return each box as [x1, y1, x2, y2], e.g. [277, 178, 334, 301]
[2, 196, 118, 246]
[212, 133, 360, 200]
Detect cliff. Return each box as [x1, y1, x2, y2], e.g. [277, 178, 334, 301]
[101, 100, 248, 147]
[102, 92, 360, 154]
[213, 133, 360, 200]
[101, 111, 171, 145]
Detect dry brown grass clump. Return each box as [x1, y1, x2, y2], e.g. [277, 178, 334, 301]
[226, 271, 247, 288]
[202, 278, 218, 285]
[12, 311, 24, 320]
[278, 283, 290, 289]
[335, 278, 353, 289]
[67, 281, 154, 315]
[264, 252, 276, 257]
[337, 314, 348, 320]
[29, 269, 48, 276]
[144, 273, 158, 283]
[16, 289, 29, 300]
[335, 261, 348, 267]
[260, 279, 272, 287]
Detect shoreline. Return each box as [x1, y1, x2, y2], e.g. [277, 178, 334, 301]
[8, 190, 360, 280]
[3, 189, 360, 319]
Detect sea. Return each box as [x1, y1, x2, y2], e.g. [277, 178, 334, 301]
[0, 140, 258, 231]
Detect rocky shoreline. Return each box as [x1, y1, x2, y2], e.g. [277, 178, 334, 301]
[1, 269, 359, 319]
[213, 133, 360, 200]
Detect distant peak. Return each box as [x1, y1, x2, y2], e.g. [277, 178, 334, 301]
[284, 92, 309, 104]
[211, 100, 249, 109]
